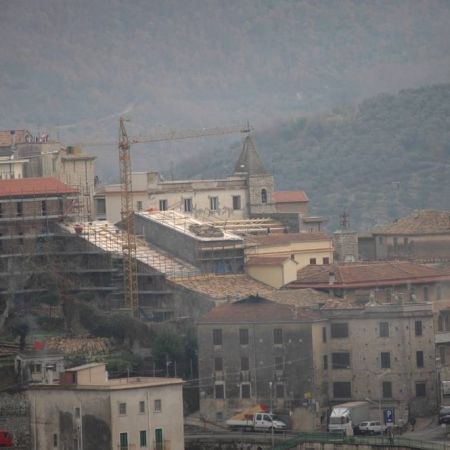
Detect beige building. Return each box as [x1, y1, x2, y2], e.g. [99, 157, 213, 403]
[243, 231, 334, 288]
[0, 155, 28, 180]
[246, 256, 298, 288]
[27, 363, 184, 450]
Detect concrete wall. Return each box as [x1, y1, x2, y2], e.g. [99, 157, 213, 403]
[275, 202, 308, 215]
[246, 260, 298, 288]
[27, 388, 112, 450]
[0, 393, 30, 449]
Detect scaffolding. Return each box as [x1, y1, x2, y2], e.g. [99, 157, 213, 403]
[67, 221, 201, 279]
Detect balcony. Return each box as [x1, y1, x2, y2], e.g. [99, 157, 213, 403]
[436, 332, 450, 344]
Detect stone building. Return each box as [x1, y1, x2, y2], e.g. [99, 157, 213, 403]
[94, 135, 311, 229]
[361, 209, 450, 263]
[197, 295, 438, 430]
[321, 301, 437, 422]
[26, 362, 184, 450]
[197, 295, 326, 429]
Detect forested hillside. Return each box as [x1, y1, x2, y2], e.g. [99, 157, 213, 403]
[177, 84, 450, 231]
[1, 0, 450, 179]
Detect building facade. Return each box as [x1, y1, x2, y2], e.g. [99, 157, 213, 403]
[27, 363, 184, 450]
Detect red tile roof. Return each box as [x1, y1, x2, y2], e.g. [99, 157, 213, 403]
[246, 232, 330, 246]
[246, 256, 291, 266]
[273, 191, 309, 203]
[286, 261, 450, 289]
[372, 209, 450, 235]
[0, 177, 77, 198]
[199, 295, 321, 323]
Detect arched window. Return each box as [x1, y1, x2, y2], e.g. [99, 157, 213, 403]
[261, 189, 267, 204]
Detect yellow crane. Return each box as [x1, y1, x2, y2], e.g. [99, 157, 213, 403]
[116, 119, 251, 317]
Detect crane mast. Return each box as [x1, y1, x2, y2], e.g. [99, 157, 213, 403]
[118, 118, 139, 316]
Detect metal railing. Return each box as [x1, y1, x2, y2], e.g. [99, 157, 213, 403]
[274, 432, 450, 450]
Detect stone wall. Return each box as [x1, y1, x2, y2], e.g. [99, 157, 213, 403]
[0, 392, 31, 449]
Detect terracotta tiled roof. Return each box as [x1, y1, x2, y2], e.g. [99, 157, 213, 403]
[246, 256, 291, 266]
[246, 232, 330, 246]
[0, 129, 31, 147]
[0, 177, 77, 198]
[287, 261, 450, 289]
[199, 295, 321, 323]
[372, 209, 450, 235]
[273, 191, 309, 203]
[173, 274, 275, 300]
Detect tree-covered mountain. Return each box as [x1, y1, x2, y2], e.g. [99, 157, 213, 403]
[1, 0, 450, 180]
[177, 84, 450, 231]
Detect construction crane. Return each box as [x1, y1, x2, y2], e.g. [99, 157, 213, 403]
[116, 119, 251, 317]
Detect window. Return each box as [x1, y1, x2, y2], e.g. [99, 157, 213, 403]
[159, 199, 168, 211]
[309, 258, 317, 265]
[0, 203, 2, 218]
[139, 401, 145, 413]
[415, 320, 422, 336]
[323, 257, 330, 265]
[32, 363, 42, 373]
[415, 382, 426, 397]
[332, 352, 350, 369]
[423, 286, 429, 302]
[139, 430, 147, 447]
[53, 434, 58, 447]
[273, 328, 283, 345]
[382, 381, 392, 398]
[261, 189, 267, 204]
[379, 322, 389, 337]
[239, 328, 249, 345]
[440, 346, 446, 365]
[333, 382, 351, 398]
[241, 356, 249, 371]
[241, 383, 251, 399]
[155, 429, 163, 449]
[41, 200, 47, 216]
[215, 383, 225, 399]
[209, 196, 218, 211]
[275, 356, 283, 371]
[437, 285, 442, 301]
[276, 384, 285, 399]
[323, 355, 328, 370]
[154, 399, 162, 412]
[16, 202, 23, 217]
[404, 237, 409, 246]
[416, 351, 424, 368]
[331, 323, 349, 338]
[119, 432, 128, 450]
[213, 329, 222, 346]
[183, 198, 192, 212]
[381, 352, 391, 369]
[214, 357, 223, 372]
[232, 195, 241, 210]
[119, 402, 127, 415]
[136, 200, 143, 211]
[18, 232, 23, 245]
[322, 327, 327, 342]
[75, 407, 80, 418]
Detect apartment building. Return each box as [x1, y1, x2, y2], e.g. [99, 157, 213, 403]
[197, 295, 437, 430]
[27, 363, 184, 450]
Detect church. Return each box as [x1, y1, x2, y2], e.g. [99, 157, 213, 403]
[94, 135, 314, 229]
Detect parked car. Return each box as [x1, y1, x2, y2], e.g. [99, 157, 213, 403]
[358, 421, 386, 435]
[439, 406, 450, 424]
[0, 430, 13, 447]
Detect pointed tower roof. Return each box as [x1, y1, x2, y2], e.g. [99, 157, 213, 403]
[234, 135, 268, 176]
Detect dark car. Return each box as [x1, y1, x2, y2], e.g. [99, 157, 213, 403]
[439, 406, 450, 424]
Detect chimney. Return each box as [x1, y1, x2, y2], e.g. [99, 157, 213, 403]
[10, 130, 16, 149]
[328, 271, 335, 285]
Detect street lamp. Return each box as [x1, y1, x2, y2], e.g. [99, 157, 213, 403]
[269, 381, 274, 450]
